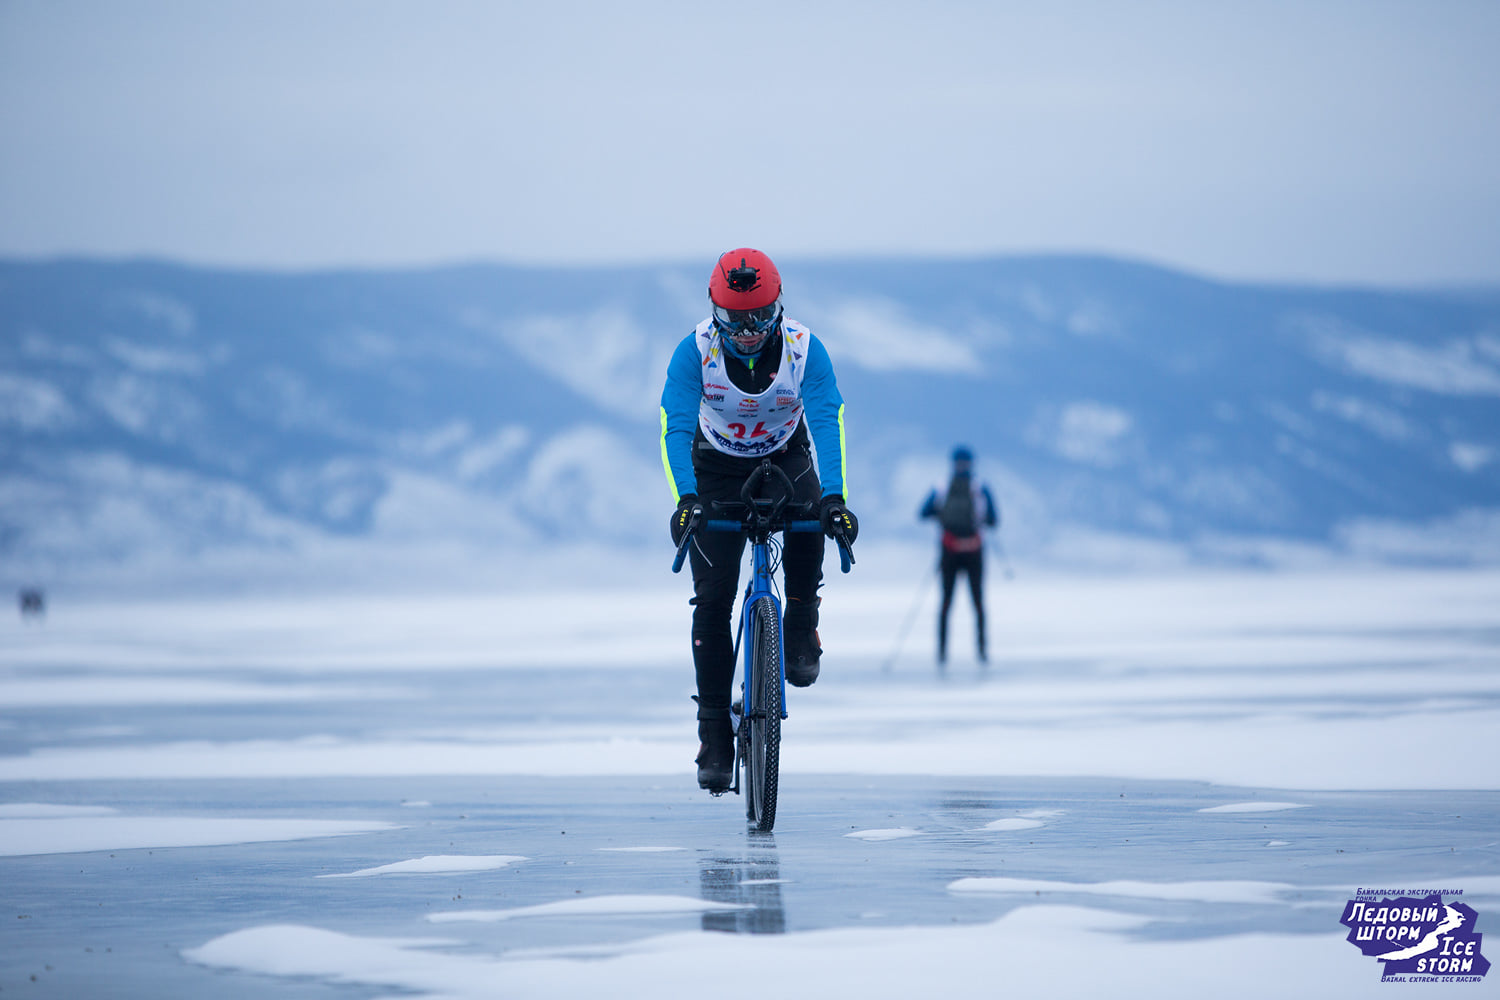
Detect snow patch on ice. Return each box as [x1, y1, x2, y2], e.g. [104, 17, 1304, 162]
[7, 571, 1500, 799]
[845, 828, 923, 841]
[185, 906, 1358, 999]
[426, 894, 749, 922]
[0, 803, 117, 818]
[983, 818, 1045, 832]
[948, 877, 1298, 905]
[0, 736, 690, 781]
[318, 855, 526, 878]
[0, 677, 406, 707]
[1267, 840, 1290, 847]
[184, 925, 459, 979]
[0, 816, 397, 857]
[983, 809, 1064, 831]
[6, 703, 1496, 790]
[1199, 802, 1308, 814]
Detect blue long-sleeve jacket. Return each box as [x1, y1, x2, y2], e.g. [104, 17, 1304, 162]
[659, 325, 846, 502]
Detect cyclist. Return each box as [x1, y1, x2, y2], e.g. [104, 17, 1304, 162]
[661, 248, 858, 792]
[919, 445, 999, 664]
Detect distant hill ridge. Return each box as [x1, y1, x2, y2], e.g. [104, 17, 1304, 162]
[3, 254, 1499, 581]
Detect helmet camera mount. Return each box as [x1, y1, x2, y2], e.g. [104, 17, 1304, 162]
[725, 259, 760, 293]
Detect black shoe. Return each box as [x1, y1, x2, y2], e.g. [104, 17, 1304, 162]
[785, 628, 821, 687]
[695, 716, 734, 793]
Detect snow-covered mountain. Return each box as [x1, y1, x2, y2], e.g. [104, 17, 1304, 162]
[3, 255, 1499, 584]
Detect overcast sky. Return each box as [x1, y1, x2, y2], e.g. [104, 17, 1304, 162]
[2, 1, 1497, 286]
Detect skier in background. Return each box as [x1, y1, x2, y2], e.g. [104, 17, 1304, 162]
[919, 446, 998, 666]
[661, 248, 857, 793]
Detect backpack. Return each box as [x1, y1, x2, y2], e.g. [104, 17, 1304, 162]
[938, 474, 978, 536]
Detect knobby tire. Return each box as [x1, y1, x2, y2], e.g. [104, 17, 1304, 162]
[743, 596, 782, 831]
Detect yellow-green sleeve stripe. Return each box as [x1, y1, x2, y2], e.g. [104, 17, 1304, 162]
[659, 406, 681, 504]
[837, 403, 848, 501]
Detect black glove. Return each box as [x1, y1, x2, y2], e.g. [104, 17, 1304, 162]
[669, 494, 702, 547]
[819, 495, 858, 543]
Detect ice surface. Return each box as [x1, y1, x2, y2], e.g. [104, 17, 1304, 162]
[2, 567, 1497, 998]
[426, 894, 751, 922]
[947, 877, 1301, 905]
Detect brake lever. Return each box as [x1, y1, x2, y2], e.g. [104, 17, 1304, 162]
[835, 534, 855, 574]
[670, 509, 703, 573]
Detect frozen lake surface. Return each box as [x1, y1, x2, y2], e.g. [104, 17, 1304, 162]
[2, 567, 1497, 997]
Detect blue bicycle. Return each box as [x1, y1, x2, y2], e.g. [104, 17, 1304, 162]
[673, 459, 854, 831]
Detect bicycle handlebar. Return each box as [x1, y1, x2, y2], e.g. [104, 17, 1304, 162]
[671, 459, 855, 574]
[671, 511, 855, 574]
[702, 518, 822, 533]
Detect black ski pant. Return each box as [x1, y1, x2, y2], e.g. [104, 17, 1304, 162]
[688, 442, 823, 719]
[937, 548, 985, 661]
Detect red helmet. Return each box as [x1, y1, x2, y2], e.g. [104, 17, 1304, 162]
[709, 248, 783, 354]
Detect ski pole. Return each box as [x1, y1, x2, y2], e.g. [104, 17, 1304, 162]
[882, 562, 937, 672]
[990, 534, 1015, 580]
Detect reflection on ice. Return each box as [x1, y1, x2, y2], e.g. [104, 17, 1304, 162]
[700, 851, 786, 934]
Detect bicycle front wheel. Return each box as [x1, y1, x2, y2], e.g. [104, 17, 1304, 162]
[743, 596, 782, 831]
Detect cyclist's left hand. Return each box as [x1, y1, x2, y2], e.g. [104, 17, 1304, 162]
[819, 495, 858, 543]
[670, 494, 702, 547]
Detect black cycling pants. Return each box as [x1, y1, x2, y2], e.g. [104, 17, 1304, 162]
[688, 444, 823, 716]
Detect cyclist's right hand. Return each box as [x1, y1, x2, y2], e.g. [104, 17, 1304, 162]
[669, 494, 702, 547]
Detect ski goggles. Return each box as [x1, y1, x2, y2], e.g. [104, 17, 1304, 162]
[712, 298, 782, 351]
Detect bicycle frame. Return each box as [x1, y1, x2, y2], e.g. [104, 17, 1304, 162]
[717, 511, 806, 736]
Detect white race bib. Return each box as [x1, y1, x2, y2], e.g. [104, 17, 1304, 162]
[695, 318, 811, 457]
